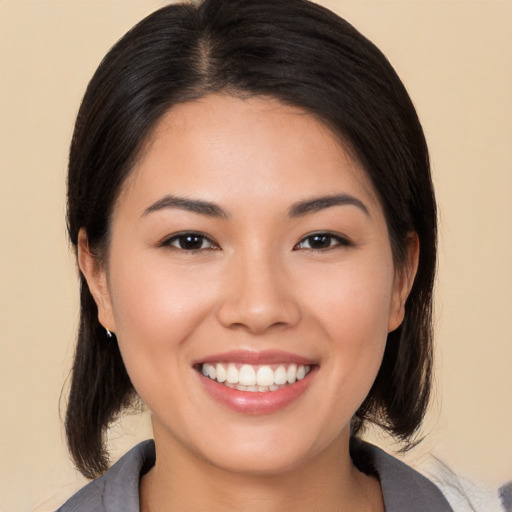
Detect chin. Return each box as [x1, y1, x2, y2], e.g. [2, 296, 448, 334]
[186, 420, 348, 478]
[202, 442, 315, 477]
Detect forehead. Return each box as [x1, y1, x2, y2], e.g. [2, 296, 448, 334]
[119, 94, 381, 217]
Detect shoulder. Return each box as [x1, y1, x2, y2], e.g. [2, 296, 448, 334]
[352, 439, 454, 512]
[500, 481, 512, 512]
[55, 439, 155, 512]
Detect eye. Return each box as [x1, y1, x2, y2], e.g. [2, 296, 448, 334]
[294, 232, 351, 251]
[162, 232, 219, 252]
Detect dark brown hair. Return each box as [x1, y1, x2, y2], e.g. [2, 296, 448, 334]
[66, 0, 437, 479]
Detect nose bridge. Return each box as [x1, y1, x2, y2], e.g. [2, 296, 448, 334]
[216, 244, 300, 333]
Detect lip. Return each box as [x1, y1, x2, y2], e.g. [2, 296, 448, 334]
[193, 349, 317, 366]
[197, 358, 318, 415]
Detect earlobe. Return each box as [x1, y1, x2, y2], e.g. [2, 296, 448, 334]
[77, 229, 116, 333]
[388, 232, 420, 332]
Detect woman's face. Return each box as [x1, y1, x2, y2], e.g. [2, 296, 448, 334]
[82, 94, 414, 475]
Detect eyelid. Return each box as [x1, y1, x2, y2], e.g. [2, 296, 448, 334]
[160, 231, 220, 251]
[294, 231, 353, 251]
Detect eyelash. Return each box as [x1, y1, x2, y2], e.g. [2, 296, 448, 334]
[161, 232, 219, 253]
[293, 232, 352, 251]
[161, 231, 352, 253]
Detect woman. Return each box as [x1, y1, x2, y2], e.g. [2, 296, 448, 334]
[58, 0, 451, 510]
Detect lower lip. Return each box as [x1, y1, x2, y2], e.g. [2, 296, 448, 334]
[198, 367, 317, 415]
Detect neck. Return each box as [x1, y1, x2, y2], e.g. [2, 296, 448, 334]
[140, 427, 383, 512]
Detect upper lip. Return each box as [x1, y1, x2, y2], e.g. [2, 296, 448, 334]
[193, 349, 317, 366]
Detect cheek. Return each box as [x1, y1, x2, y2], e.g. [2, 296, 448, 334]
[301, 256, 395, 340]
[299, 257, 394, 396]
[107, 253, 220, 388]
[110, 248, 217, 330]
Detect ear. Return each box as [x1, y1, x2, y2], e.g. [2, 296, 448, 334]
[388, 232, 420, 332]
[77, 228, 116, 333]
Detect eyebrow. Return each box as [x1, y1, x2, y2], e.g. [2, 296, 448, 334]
[142, 195, 228, 218]
[142, 193, 369, 219]
[288, 194, 370, 218]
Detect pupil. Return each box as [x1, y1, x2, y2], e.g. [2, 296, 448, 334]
[180, 235, 203, 250]
[310, 235, 330, 248]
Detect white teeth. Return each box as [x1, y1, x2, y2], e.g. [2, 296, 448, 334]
[200, 362, 312, 392]
[286, 364, 297, 384]
[256, 365, 274, 387]
[239, 364, 256, 386]
[216, 364, 227, 383]
[226, 364, 238, 384]
[274, 366, 288, 385]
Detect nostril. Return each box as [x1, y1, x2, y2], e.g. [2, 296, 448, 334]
[216, 298, 301, 334]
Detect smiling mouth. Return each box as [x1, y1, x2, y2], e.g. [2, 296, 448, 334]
[197, 363, 312, 392]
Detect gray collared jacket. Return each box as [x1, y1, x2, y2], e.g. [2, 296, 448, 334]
[56, 439, 454, 511]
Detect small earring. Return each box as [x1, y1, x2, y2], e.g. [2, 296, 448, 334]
[105, 328, 113, 338]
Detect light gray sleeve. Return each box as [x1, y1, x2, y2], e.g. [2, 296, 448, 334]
[500, 481, 512, 512]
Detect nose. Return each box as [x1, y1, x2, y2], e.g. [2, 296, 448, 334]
[216, 251, 301, 335]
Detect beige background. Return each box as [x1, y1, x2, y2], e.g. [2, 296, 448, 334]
[1, 1, 511, 511]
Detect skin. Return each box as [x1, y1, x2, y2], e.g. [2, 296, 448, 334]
[79, 94, 418, 511]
